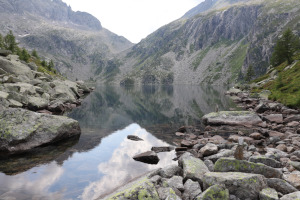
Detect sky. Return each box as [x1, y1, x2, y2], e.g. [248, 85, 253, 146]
[61, 0, 204, 43]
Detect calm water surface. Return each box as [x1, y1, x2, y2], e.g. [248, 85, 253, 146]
[0, 85, 236, 200]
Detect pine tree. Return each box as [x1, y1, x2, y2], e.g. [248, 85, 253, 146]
[245, 65, 255, 82]
[3, 30, 18, 53]
[31, 49, 39, 59]
[0, 33, 4, 49]
[271, 28, 300, 66]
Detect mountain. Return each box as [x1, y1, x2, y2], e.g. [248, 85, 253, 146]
[0, 0, 133, 80]
[110, 0, 300, 85]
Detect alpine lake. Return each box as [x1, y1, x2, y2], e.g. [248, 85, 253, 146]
[0, 85, 236, 200]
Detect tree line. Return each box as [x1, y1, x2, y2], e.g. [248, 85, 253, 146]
[0, 30, 57, 74]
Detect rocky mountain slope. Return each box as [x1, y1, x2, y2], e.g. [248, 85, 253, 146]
[0, 0, 133, 81]
[112, 0, 300, 85]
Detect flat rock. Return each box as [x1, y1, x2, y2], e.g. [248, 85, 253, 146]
[203, 172, 267, 200]
[202, 111, 263, 126]
[214, 158, 282, 178]
[127, 135, 143, 141]
[249, 156, 282, 168]
[284, 171, 300, 190]
[267, 178, 298, 195]
[151, 146, 174, 153]
[196, 184, 229, 200]
[205, 149, 234, 163]
[263, 114, 283, 124]
[259, 188, 278, 200]
[179, 153, 209, 184]
[280, 191, 300, 200]
[0, 107, 81, 153]
[27, 96, 49, 111]
[133, 151, 159, 164]
[181, 140, 194, 148]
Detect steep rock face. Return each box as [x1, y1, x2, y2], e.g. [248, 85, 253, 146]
[0, 0, 133, 81]
[114, 0, 300, 85]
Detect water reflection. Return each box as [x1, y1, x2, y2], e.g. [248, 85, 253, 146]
[0, 85, 236, 200]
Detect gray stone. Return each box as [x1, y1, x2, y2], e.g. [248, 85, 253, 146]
[179, 153, 209, 184]
[202, 111, 263, 126]
[133, 151, 159, 164]
[263, 114, 283, 124]
[204, 149, 234, 163]
[200, 143, 218, 157]
[196, 184, 229, 200]
[28, 96, 49, 110]
[249, 156, 282, 168]
[267, 178, 297, 195]
[167, 176, 184, 191]
[127, 135, 143, 141]
[103, 176, 159, 200]
[150, 175, 161, 184]
[0, 91, 9, 99]
[259, 188, 279, 200]
[266, 148, 288, 159]
[8, 99, 23, 107]
[0, 107, 81, 152]
[290, 161, 300, 171]
[202, 172, 267, 200]
[0, 49, 12, 57]
[182, 179, 202, 200]
[280, 191, 300, 200]
[160, 164, 182, 178]
[204, 160, 214, 171]
[214, 158, 282, 178]
[0, 56, 33, 79]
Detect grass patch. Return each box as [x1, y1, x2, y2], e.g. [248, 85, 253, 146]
[192, 47, 210, 71]
[229, 43, 249, 81]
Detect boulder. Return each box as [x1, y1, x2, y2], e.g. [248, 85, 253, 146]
[179, 153, 209, 184]
[284, 115, 300, 123]
[0, 91, 9, 99]
[284, 171, 300, 190]
[27, 96, 49, 111]
[133, 151, 159, 164]
[249, 156, 282, 168]
[160, 164, 182, 178]
[8, 99, 23, 108]
[263, 114, 283, 124]
[267, 178, 298, 195]
[204, 160, 214, 171]
[259, 188, 279, 200]
[127, 135, 143, 141]
[158, 187, 180, 200]
[102, 176, 159, 200]
[202, 111, 263, 127]
[196, 184, 229, 200]
[0, 49, 12, 57]
[227, 88, 242, 95]
[151, 146, 174, 153]
[203, 172, 267, 200]
[199, 143, 218, 157]
[205, 149, 234, 163]
[0, 107, 81, 153]
[290, 161, 300, 171]
[182, 179, 202, 200]
[214, 158, 282, 178]
[255, 102, 270, 113]
[280, 191, 300, 200]
[0, 56, 33, 79]
[50, 80, 77, 103]
[167, 176, 184, 192]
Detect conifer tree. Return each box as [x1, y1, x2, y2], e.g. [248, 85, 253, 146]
[245, 65, 255, 82]
[0, 33, 4, 49]
[271, 28, 300, 66]
[3, 30, 18, 53]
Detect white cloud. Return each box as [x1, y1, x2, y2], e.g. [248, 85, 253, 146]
[62, 0, 204, 43]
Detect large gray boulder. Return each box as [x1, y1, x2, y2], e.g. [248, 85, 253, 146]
[102, 175, 159, 200]
[27, 96, 49, 110]
[0, 56, 33, 79]
[179, 153, 209, 184]
[202, 111, 263, 126]
[0, 107, 81, 153]
[267, 178, 298, 195]
[50, 80, 77, 103]
[249, 156, 282, 168]
[203, 172, 267, 200]
[214, 158, 282, 178]
[196, 184, 229, 200]
[182, 179, 202, 200]
[280, 191, 300, 200]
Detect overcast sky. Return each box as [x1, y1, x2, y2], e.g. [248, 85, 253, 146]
[61, 0, 203, 43]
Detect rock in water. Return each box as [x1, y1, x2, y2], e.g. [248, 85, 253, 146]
[127, 135, 143, 141]
[0, 107, 81, 153]
[202, 111, 263, 127]
[133, 151, 159, 164]
[203, 172, 267, 200]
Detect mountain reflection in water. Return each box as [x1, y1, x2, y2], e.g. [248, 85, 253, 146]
[0, 85, 236, 200]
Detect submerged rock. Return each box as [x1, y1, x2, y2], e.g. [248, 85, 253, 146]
[0, 107, 81, 153]
[202, 111, 263, 127]
[127, 135, 143, 141]
[133, 151, 159, 164]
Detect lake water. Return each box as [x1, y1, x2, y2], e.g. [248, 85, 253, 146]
[0, 85, 236, 200]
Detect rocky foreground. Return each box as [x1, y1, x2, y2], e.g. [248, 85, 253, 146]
[102, 87, 300, 200]
[0, 51, 93, 153]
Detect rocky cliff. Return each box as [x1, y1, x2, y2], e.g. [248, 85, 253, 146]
[112, 0, 300, 85]
[0, 0, 133, 81]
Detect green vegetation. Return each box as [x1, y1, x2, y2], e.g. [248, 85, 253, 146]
[271, 28, 300, 66]
[229, 43, 249, 81]
[192, 47, 210, 71]
[245, 65, 255, 82]
[0, 30, 59, 76]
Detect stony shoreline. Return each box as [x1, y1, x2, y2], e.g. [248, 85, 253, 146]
[0, 52, 93, 154]
[103, 87, 300, 200]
